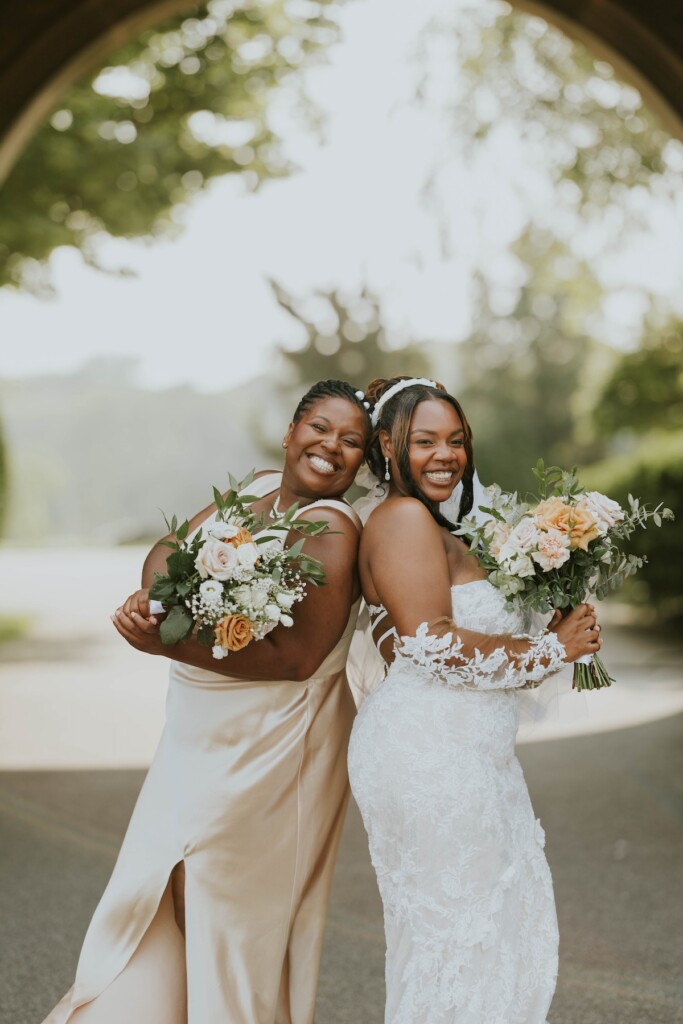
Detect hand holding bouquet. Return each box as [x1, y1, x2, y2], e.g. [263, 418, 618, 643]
[455, 461, 674, 690]
[149, 471, 329, 659]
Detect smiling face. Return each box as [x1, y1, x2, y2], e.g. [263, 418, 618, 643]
[282, 395, 368, 499]
[382, 397, 468, 503]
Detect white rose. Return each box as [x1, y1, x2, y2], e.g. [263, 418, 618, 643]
[209, 522, 240, 541]
[236, 543, 259, 569]
[195, 538, 239, 581]
[504, 553, 536, 578]
[264, 603, 282, 622]
[279, 613, 294, 628]
[199, 579, 224, 605]
[276, 592, 296, 609]
[251, 589, 269, 609]
[509, 518, 541, 554]
[577, 491, 624, 535]
[232, 584, 253, 607]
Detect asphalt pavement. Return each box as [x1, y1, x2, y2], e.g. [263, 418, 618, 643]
[2, 709, 682, 1024]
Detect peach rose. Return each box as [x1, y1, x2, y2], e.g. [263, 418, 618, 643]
[533, 497, 573, 535]
[226, 526, 255, 548]
[215, 614, 254, 652]
[567, 504, 600, 551]
[533, 497, 599, 551]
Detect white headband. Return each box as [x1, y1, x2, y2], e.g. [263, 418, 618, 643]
[370, 378, 438, 427]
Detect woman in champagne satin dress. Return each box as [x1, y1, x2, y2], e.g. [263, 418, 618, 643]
[43, 380, 370, 1024]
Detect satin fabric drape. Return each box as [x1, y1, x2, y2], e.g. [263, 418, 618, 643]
[44, 476, 360, 1024]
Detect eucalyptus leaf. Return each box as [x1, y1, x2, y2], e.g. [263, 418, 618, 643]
[159, 606, 194, 645]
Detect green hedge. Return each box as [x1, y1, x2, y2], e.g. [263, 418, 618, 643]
[580, 431, 683, 611]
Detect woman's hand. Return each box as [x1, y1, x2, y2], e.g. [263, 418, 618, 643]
[112, 589, 165, 655]
[549, 604, 601, 663]
[118, 588, 156, 622]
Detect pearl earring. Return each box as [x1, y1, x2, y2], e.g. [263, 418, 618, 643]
[384, 456, 391, 482]
[282, 441, 288, 449]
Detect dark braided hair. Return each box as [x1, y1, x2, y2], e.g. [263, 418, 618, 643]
[364, 376, 475, 529]
[293, 379, 372, 437]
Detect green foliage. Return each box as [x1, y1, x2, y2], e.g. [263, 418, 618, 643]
[0, 615, 28, 646]
[458, 232, 602, 493]
[272, 280, 432, 394]
[151, 469, 331, 647]
[580, 432, 683, 610]
[417, 6, 674, 220]
[0, 0, 342, 292]
[593, 318, 683, 438]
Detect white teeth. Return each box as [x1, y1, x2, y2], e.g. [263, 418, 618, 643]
[309, 455, 336, 474]
[425, 471, 453, 483]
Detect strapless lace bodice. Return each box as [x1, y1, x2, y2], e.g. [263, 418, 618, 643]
[450, 579, 526, 633]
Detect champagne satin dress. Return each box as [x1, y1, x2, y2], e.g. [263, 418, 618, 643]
[44, 473, 360, 1024]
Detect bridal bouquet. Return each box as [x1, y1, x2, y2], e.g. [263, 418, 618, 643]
[455, 461, 674, 690]
[149, 472, 328, 659]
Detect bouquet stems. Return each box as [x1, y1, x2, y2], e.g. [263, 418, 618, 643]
[573, 653, 614, 691]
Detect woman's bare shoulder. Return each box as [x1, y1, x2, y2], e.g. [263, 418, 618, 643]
[364, 496, 438, 535]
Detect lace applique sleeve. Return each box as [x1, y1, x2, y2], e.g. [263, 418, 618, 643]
[396, 619, 566, 690]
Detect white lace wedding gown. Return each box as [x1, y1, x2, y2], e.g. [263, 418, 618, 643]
[348, 580, 566, 1024]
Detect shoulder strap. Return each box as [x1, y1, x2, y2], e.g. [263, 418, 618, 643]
[296, 498, 362, 534]
[242, 471, 282, 498]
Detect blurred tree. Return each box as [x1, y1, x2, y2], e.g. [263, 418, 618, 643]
[254, 281, 433, 462]
[271, 280, 432, 392]
[458, 230, 603, 493]
[0, 414, 7, 535]
[582, 316, 683, 611]
[593, 318, 683, 438]
[0, 0, 342, 293]
[416, 5, 677, 240]
[581, 430, 683, 615]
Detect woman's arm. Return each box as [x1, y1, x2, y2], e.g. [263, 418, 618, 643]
[363, 500, 599, 689]
[113, 507, 360, 682]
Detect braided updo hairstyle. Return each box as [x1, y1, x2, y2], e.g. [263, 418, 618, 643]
[293, 379, 372, 435]
[365, 376, 475, 529]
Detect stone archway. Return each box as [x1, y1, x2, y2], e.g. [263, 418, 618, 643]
[1, 0, 682, 184]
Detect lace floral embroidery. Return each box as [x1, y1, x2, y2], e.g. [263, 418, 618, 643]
[397, 623, 566, 690]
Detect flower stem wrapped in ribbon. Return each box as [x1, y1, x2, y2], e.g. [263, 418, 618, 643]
[149, 470, 330, 659]
[454, 461, 674, 691]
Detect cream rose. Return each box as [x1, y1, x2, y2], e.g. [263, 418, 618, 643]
[195, 538, 239, 581]
[486, 520, 512, 559]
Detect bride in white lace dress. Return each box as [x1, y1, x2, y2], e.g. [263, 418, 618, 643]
[348, 377, 601, 1024]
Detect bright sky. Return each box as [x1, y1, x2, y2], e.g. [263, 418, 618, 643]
[1, 0, 682, 390]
